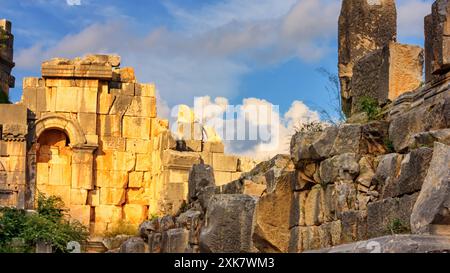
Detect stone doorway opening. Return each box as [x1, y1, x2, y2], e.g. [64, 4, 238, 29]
[36, 129, 73, 205]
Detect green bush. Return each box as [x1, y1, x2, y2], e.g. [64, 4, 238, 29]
[0, 194, 89, 253]
[387, 218, 410, 235]
[359, 97, 381, 121]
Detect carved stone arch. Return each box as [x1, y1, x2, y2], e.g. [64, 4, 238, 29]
[33, 115, 86, 148]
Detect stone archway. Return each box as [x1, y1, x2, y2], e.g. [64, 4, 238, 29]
[30, 115, 96, 221]
[34, 115, 87, 148]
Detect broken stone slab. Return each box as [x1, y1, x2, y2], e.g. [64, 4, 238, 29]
[408, 128, 450, 148]
[188, 163, 216, 209]
[138, 218, 159, 241]
[289, 221, 342, 253]
[351, 42, 423, 115]
[330, 124, 362, 156]
[161, 228, 190, 253]
[253, 173, 293, 253]
[338, 0, 397, 116]
[148, 232, 163, 253]
[306, 235, 450, 253]
[102, 235, 132, 251]
[42, 63, 113, 80]
[319, 153, 360, 184]
[411, 142, 450, 235]
[371, 153, 403, 192]
[381, 147, 433, 199]
[216, 179, 266, 197]
[241, 154, 294, 193]
[339, 210, 368, 244]
[199, 194, 257, 253]
[367, 193, 419, 238]
[389, 95, 450, 152]
[119, 237, 146, 253]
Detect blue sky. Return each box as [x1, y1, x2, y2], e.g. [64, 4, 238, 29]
[0, 0, 434, 156]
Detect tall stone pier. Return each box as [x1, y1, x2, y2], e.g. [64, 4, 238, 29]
[0, 19, 15, 97]
[338, 0, 397, 116]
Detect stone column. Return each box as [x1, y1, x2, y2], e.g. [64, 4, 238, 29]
[338, 0, 397, 117]
[425, 0, 450, 83]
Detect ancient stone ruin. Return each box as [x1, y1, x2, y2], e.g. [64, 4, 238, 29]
[130, 0, 450, 254]
[1, 0, 450, 253]
[0, 20, 256, 237]
[0, 19, 14, 97]
[338, 0, 424, 116]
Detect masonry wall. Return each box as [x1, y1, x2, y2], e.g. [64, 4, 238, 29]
[11, 55, 255, 235]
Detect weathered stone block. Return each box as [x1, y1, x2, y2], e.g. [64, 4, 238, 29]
[162, 228, 189, 253]
[253, 173, 293, 253]
[68, 205, 91, 226]
[351, 42, 423, 114]
[203, 141, 224, 153]
[136, 83, 156, 97]
[95, 151, 135, 172]
[127, 188, 151, 205]
[99, 137, 126, 151]
[136, 154, 151, 171]
[381, 147, 433, 199]
[212, 153, 238, 172]
[163, 150, 201, 169]
[97, 114, 121, 137]
[319, 153, 360, 184]
[128, 172, 144, 188]
[188, 164, 216, 208]
[119, 237, 146, 253]
[95, 170, 128, 188]
[71, 163, 94, 189]
[428, 0, 450, 75]
[389, 96, 450, 152]
[125, 139, 151, 154]
[99, 187, 126, 206]
[339, 210, 367, 243]
[411, 142, 450, 235]
[330, 124, 362, 156]
[70, 189, 88, 205]
[168, 169, 189, 184]
[367, 193, 418, 238]
[200, 194, 257, 253]
[109, 95, 132, 115]
[119, 67, 136, 83]
[124, 96, 156, 118]
[124, 204, 147, 225]
[122, 116, 151, 139]
[214, 171, 233, 186]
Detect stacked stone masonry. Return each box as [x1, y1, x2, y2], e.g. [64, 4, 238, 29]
[0, 43, 256, 235]
[123, 0, 450, 253]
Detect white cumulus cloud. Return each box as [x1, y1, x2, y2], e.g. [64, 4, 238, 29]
[66, 0, 81, 6]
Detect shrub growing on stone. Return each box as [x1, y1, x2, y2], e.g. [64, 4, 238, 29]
[0, 194, 89, 253]
[359, 96, 381, 121]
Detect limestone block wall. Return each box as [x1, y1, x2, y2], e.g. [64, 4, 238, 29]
[7, 54, 256, 236]
[0, 19, 15, 96]
[148, 135, 257, 217]
[0, 104, 27, 209]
